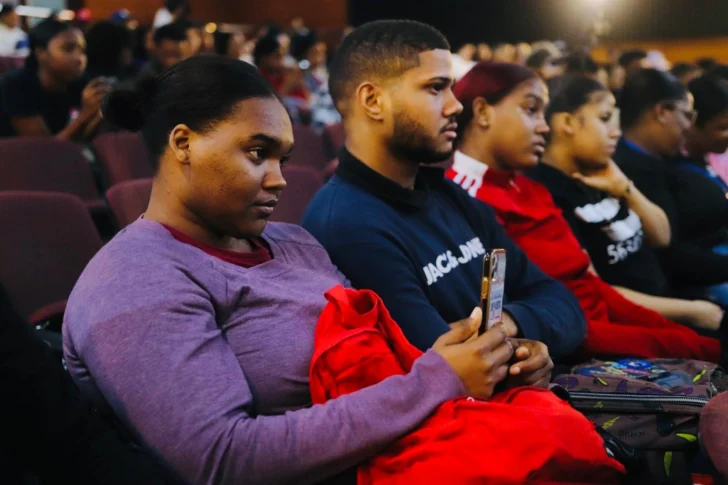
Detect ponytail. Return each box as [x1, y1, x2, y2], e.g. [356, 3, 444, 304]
[102, 55, 277, 166]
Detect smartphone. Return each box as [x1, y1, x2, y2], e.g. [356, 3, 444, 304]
[479, 249, 506, 335]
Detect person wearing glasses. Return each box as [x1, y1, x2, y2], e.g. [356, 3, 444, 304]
[613, 69, 728, 308]
[665, 75, 728, 307]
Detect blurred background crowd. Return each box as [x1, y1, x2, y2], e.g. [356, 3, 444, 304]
[1, 0, 728, 142]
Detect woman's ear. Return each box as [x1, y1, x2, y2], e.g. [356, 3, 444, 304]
[169, 124, 192, 165]
[473, 97, 493, 128]
[550, 113, 574, 137]
[563, 113, 576, 136]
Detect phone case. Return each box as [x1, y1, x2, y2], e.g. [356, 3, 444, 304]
[480, 249, 506, 334]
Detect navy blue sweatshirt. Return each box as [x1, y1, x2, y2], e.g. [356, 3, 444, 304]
[302, 150, 586, 360]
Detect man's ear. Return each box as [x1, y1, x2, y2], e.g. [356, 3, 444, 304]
[169, 124, 192, 165]
[654, 103, 670, 125]
[356, 81, 385, 121]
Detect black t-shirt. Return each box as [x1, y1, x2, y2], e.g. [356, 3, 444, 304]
[526, 162, 668, 296]
[0, 67, 83, 137]
[668, 156, 728, 246]
[615, 139, 728, 287]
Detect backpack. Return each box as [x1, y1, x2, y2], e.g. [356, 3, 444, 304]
[555, 359, 728, 484]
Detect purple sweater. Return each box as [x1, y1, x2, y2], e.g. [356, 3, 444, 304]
[63, 220, 464, 485]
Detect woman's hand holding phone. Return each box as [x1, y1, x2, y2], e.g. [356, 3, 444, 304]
[435, 308, 514, 399]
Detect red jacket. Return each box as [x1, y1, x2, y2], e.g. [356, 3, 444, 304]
[446, 153, 720, 363]
[310, 285, 625, 484]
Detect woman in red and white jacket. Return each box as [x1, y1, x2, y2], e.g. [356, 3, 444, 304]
[446, 62, 722, 362]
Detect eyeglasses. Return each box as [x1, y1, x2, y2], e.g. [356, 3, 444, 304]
[663, 102, 698, 124]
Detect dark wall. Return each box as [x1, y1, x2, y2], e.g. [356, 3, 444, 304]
[229, 0, 347, 28]
[86, 0, 347, 28]
[349, 0, 728, 47]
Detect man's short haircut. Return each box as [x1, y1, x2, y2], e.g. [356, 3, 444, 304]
[526, 49, 553, 69]
[697, 57, 718, 72]
[563, 52, 598, 76]
[165, 0, 187, 13]
[689, 75, 728, 128]
[670, 62, 700, 80]
[0, 3, 16, 19]
[154, 23, 187, 46]
[618, 49, 647, 68]
[253, 35, 280, 67]
[705, 64, 728, 82]
[328, 20, 449, 115]
[619, 69, 687, 130]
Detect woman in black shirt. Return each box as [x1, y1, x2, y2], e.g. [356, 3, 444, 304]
[532, 75, 723, 330]
[681, 74, 728, 210]
[614, 69, 728, 306]
[0, 18, 110, 140]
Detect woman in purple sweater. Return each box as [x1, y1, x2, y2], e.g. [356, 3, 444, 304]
[63, 56, 525, 485]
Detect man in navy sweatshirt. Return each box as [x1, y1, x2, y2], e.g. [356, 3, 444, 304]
[302, 20, 586, 361]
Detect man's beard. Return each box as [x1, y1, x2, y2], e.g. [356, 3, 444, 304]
[389, 108, 454, 165]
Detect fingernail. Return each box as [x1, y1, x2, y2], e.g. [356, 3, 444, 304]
[470, 307, 481, 318]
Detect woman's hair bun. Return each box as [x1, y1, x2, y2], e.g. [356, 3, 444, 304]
[101, 75, 157, 132]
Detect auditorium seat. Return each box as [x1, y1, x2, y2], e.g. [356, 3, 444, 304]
[700, 392, 728, 481]
[290, 125, 329, 171]
[323, 158, 339, 181]
[106, 178, 153, 229]
[0, 192, 102, 325]
[92, 132, 155, 187]
[0, 138, 105, 213]
[270, 166, 323, 224]
[0, 56, 23, 78]
[323, 123, 345, 159]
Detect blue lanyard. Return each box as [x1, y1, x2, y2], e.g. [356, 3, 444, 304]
[677, 161, 728, 194]
[621, 138, 653, 157]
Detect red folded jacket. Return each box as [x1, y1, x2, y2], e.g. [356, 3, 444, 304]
[310, 286, 626, 484]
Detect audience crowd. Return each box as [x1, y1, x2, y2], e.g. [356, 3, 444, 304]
[2, 1, 728, 483]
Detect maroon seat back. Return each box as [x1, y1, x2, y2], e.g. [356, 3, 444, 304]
[106, 178, 153, 229]
[700, 391, 728, 481]
[0, 138, 101, 203]
[290, 125, 329, 171]
[0, 192, 102, 321]
[92, 132, 155, 187]
[323, 158, 339, 181]
[0, 56, 23, 77]
[323, 123, 345, 159]
[270, 166, 323, 224]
